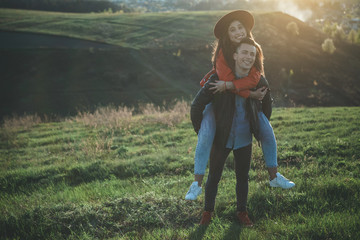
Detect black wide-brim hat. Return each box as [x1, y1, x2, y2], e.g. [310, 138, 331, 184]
[213, 10, 254, 39]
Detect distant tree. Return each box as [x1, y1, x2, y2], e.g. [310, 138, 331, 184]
[286, 21, 300, 36]
[322, 22, 337, 37]
[347, 29, 358, 44]
[322, 38, 336, 54]
[0, 0, 130, 13]
[225, 0, 251, 11]
[175, 0, 196, 10]
[332, 25, 346, 42]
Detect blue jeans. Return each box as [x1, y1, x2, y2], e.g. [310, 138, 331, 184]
[194, 103, 216, 175]
[193, 105, 278, 175]
[258, 112, 278, 168]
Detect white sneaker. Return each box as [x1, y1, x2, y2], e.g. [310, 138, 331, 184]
[185, 181, 202, 200]
[269, 172, 295, 189]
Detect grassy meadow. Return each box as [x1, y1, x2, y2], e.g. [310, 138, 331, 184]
[1, 103, 360, 239]
[1, 8, 360, 239]
[0, 8, 222, 49]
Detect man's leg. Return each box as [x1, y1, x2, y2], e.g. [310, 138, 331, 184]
[204, 145, 231, 212]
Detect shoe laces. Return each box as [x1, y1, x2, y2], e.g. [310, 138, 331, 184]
[190, 184, 198, 191]
[278, 174, 290, 183]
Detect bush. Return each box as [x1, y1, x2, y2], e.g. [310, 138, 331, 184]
[333, 26, 346, 42]
[286, 22, 299, 36]
[322, 22, 337, 37]
[348, 29, 358, 44]
[322, 38, 336, 54]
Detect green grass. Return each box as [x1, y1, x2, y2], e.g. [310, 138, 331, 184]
[1, 106, 360, 239]
[0, 8, 229, 49]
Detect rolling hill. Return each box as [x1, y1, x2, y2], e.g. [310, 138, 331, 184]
[1, 9, 359, 118]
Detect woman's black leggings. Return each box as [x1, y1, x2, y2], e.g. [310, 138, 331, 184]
[204, 144, 252, 212]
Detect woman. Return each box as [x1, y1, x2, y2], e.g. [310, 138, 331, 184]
[185, 10, 294, 201]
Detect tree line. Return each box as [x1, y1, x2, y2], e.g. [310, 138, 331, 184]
[1, 0, 358, 16]
[0, 0, 131, 13]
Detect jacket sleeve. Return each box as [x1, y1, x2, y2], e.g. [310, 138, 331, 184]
[200, 68, 216, 87]
[191, 74, 217, 134]
[215, 49, 261, 98]
[262, 89, 273, 120]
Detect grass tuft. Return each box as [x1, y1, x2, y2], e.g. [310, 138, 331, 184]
[71, 105, 134, 130]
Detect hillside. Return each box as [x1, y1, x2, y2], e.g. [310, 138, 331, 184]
[1, 9, 360, 118]
[1, 106, 360, 239]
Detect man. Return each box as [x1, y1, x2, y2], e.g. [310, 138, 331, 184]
[200, 38, 258, 227]
[191, 38, 293, 227]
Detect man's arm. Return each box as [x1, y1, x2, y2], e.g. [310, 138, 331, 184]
[191, 75, 217, 134]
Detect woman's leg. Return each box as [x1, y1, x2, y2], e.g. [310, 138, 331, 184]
[233, 144, 252, 212]
[258, 112, 295, 188]
[204, 145, 231, 212]
[185, 103, 216, 200]
[257, 112, 278, 178]
[193, 103, 216, 184]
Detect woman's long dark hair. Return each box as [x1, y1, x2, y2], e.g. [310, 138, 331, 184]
[211, 17, 254, 69]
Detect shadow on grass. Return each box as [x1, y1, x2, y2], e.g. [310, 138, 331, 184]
[222, 222, 244, 240]
[187, 221, 244, 240]
[188, 225, 208, 240]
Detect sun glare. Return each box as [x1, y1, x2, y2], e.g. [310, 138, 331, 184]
[276, 1, 312, 22]
[253, 0, 314, 22]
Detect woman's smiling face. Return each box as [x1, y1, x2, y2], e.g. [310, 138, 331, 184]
[228, 20, 247, 43]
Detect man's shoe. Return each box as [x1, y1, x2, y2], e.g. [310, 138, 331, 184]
[269, 172, 295, 189]
[185, 181, 202, 200]
[237, 211, 254, 227]
[199, 211, 212, 225]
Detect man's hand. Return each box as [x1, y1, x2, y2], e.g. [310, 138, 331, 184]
[249, 87, 268, 100]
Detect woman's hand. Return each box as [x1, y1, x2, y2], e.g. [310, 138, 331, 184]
[250, 87, 268, 100]
[209, 80, 226, 94]
[209, 80, 232, 94]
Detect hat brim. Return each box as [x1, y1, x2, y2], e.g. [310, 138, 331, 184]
[214, 10, 254, 39]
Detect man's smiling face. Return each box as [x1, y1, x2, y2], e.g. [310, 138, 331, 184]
[233, 43, 256, 71]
